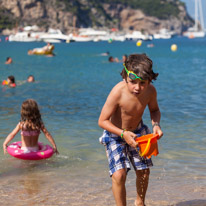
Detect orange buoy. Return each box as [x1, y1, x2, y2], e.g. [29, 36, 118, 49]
[2, 80, 8, 85]
[135, 134, 159, 158]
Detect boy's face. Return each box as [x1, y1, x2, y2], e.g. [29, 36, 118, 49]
[126, 77, 149, 96]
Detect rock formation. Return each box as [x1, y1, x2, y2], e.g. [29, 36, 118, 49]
[0, 0, 194, 35]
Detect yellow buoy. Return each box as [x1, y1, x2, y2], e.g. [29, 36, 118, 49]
[171, 44, 177, 52]
[136, 40, 142, 47]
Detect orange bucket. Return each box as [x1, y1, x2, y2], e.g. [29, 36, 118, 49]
[135, 134, 159, 159]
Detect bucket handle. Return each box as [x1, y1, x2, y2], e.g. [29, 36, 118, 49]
[139, 138, 151, 157]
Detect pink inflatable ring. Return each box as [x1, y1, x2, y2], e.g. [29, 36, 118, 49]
[7, 141, 54, 160]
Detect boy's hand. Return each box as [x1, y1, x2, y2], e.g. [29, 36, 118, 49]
[153, 126, 163, 139]
[123, 131, 138, 148]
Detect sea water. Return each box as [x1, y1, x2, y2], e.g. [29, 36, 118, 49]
[0, 37, 205, 206]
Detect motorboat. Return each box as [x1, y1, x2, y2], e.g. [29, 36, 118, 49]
[8, 25, 44, 42]
[153, 29, 172, 39]
[125, 31, 153, 41]
[39, 28, 71, 43]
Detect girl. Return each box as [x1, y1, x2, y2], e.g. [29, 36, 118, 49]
[3, 99, 59, 155]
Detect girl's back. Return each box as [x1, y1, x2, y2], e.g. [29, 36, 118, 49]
[20, 122, 41, 150]
[20, 126, 40, 148]
[19, 99, 42, 150]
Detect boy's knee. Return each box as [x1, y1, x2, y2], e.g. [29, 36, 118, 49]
[112, 169, 127, 185]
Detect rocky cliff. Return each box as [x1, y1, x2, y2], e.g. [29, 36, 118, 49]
[0, 0, 194, 35]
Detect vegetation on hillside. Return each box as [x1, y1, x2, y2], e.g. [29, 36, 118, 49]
[0, 9, 17, 31]
[59, 0, 185, 19]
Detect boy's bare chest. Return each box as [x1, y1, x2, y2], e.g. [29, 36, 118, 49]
[120, 97, 147, 116]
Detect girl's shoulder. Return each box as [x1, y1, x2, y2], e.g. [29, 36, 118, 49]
[18, 121, 23, 129]
[19, 121, 26, 130]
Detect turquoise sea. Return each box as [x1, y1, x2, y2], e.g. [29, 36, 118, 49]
[0, 36, 205, 206]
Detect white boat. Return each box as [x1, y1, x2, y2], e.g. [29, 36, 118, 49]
[112, 35, 126, 42]
[8, 25, 44, 42]
[183, 28, 205, 38]
[73, 28, 126, 42]
[125, 31, 153, 41]
[183, 0, 205, 38]
[39, 28, 71, 43]
[153, 28, 172, 39]
[9, 31, 39, 42]
[76, 28, 108, 42]
[69, 34, 93, 42]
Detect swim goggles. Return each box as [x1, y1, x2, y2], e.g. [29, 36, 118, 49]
[123, 63, 143, 81]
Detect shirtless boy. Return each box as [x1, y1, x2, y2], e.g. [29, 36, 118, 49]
[98, 53, 163, 206]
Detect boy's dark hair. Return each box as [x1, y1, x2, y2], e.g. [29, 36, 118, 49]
[121, 53, 158, 82]
[8, 75, 15, 83]
[108, 56, 114, 62]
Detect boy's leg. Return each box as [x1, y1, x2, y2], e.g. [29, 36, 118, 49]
[99, 130, 131, 205]
[112, 168, 127, 206]
[135, 169, 150, 206]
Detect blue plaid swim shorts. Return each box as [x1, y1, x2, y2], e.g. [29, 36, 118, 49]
[99, 121, 153, 176]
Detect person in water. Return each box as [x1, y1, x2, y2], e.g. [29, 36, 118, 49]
[27, 75, 35, 82]
[7, 75, 16, 87]
[3, 99, 59, 154]
[5, 57, 13, 64]
[108, 56, 119, 62]
[122, 54, 127, 63]
[98, 53, 163, 206]
[28, 43, 54, 55]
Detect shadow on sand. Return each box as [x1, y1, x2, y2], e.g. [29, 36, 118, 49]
[175, 199, 206, 206]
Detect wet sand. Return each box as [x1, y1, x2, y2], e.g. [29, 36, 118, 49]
[0, 157, 205, 206]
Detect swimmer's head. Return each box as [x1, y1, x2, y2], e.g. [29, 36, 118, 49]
[27, 75, 35, 82]
[7, 75, 15, 84]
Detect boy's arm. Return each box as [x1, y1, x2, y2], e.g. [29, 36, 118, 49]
[41, 125, 59, 154]
[3, 123, 21, 154]
[148, 86, 163, 139]
[98, 86, 138, 148]
[98, 87, 123, 136]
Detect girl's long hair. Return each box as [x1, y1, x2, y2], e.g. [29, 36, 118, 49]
[20, 99, 43, 130]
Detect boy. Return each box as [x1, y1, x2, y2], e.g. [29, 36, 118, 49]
[98, 54, 163, 206]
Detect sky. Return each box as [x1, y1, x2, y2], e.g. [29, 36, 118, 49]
[181, 0, 206, 29]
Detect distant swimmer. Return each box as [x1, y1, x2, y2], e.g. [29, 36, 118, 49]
[5, 57, 13, 64]
[108, 56, 119, 62]
[147, 43, 154, 48]
[27, 75, 35, 83]
[122, 54, 127, 63]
